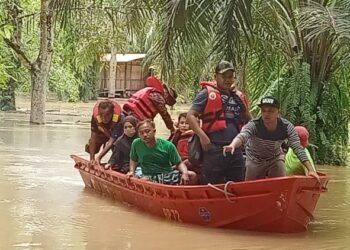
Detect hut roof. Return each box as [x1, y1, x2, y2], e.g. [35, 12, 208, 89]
[101, 53, 146, 62]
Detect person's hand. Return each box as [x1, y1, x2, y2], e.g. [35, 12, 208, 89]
[222, 143, 235, 157]
[104, 163, 111, 170]
[180, 172, 190, 185]
[94, 157, 101, 166]
[126, 171, 134, 179]
[199, 135, 211, 151]
[308, 170, 320, 183]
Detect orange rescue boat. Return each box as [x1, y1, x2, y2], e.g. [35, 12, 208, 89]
[71, 155, 329, 233]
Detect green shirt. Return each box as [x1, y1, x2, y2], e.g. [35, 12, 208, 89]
[130, 138, 182, 176]
[285, 148, 315, 175]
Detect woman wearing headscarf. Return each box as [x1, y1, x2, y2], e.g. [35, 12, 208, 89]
[104, 116, 138, 173]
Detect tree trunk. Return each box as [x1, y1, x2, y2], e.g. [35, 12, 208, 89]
[30, 64, 48, 124]
[29, 0, 54, 124]
[108, 46, 117, 98]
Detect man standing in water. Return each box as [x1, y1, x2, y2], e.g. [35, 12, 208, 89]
[223, 96, 319, 181]
[86, 99, 124, 164]
[187, 61, 251, 184]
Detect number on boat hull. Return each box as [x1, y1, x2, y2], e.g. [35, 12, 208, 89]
[162, 208, 182, 222]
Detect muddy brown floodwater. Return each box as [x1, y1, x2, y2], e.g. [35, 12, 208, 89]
[0, 103, 350, 250]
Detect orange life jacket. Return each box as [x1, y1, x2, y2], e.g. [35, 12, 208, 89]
[199, 81, 248, 133]
[92, 99, 121, 125]
[122, 87, 160, 120]
[176, 130, 193, 160]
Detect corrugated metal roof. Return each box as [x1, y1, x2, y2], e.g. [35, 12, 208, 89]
[101, 53, 146, 62]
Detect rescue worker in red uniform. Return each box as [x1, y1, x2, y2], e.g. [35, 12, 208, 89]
[187, 61, 252, 184]
[122, 76, 177, 134]
[86, 99, 124, 164]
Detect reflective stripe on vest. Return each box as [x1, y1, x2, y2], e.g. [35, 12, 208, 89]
[93, 100, 122, 124]
[123, 87, 159, 120]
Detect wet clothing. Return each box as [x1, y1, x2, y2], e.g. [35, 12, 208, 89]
[108, 135, 137, 173]
[190, 88, 248, 184]
[285, 148, 315, 175]
[130, 138, 181, 177]
[236, 117, 308, 180]
[123, 88, 174, 130]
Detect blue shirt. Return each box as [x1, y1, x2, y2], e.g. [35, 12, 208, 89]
[191, 89, 245, 144]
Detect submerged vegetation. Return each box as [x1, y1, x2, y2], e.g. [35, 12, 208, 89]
[0, 0, 349, 164]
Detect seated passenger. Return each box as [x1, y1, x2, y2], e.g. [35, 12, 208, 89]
[126, 119, 197, 185]
[85, 99, 124, 164]
[104, 116, 138, 173]
[285, 126, 316, 175]
[170, 113, 192, 160]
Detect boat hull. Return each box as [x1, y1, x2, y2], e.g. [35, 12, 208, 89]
[72, 155, 329, 233]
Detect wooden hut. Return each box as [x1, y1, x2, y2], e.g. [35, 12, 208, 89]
[99, 53, 146, 98]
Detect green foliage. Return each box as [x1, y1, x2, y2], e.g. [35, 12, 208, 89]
[314, 69, 350, 165]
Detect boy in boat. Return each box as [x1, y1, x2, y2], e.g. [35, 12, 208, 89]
[126, 119, 197, 185]
[85, 99, 124, 164]
[104, 116, 139, 173]
[187, 61, 252, 184]
[285, 126, 316, 175]
[223, 96, 319, 182]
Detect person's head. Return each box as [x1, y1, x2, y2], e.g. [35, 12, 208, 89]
[214, 61, 236, 92]
[123, 115, 138, 138]
[137, 119, 156, 144]
[98, 100, 114, 124]
[148, 66, 155, 76]
[258, 96, 280, 124]
[294, 126, 310, 148]
[163, 84, 177, 106]
[177, 113, 189, 133]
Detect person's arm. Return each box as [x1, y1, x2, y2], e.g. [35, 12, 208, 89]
[186, 89, 211, 151]
[149, 92, 175, 132]
[168, 142, 189, 184]
[222, 121, 255, 156]
[96, 118, 124, 164]
[177, 161, 190, 185]
[126, 140, 139, 178]
[126, 159, 138, 178]
[286, 123, 319, 181]
[95, 137, 116, 164]
[187, 109, 211, 151]
[239, 92, 253, 122]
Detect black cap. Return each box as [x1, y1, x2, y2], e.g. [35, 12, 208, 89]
[258, 96, 280, 108]
[215, 61, 235, 74]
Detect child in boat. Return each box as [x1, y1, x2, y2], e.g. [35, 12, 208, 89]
[170, 113, 192, 160]
[285, 126, 316, 175]
[170, 113, 202, 179]
[126, 119, 197, 185]
[104, 116, 138, 173]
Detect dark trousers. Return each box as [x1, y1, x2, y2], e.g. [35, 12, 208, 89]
[201, 145, 245, 184]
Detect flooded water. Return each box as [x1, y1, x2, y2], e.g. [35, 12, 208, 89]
[1, 113, 350, 250]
